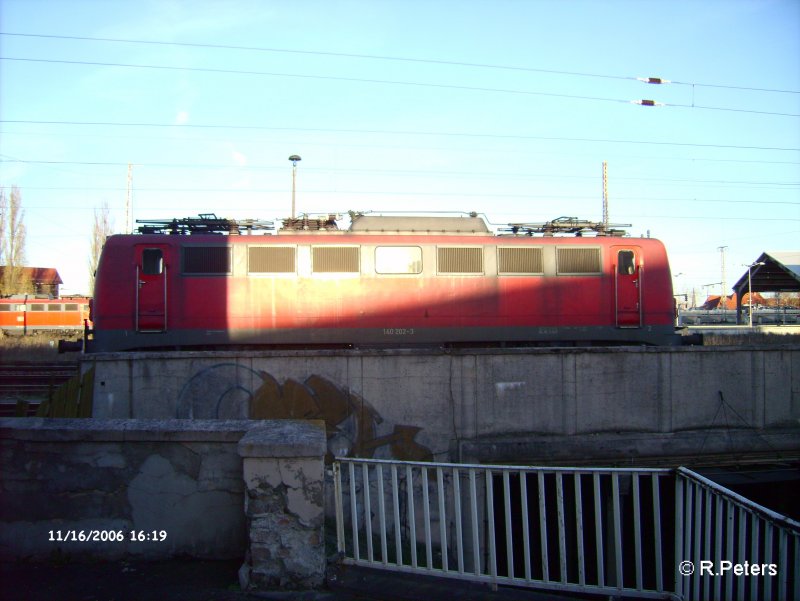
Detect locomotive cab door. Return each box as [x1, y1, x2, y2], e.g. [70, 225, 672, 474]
[614, 247, 642, 328]
[135, 245, 168, 332]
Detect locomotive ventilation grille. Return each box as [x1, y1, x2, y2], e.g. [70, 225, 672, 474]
[498, 247, 544, 274]
[183, 247, 232, 274]
[438, 247, 484, 274]
[249, 247, 296, 273]
[557, 247, 601, 274]
[312, 246, 360, 273]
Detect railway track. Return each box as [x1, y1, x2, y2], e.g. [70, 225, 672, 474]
[0, 361, 79, 416]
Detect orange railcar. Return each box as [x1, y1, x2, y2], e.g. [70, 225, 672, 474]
[0, 297, 91, 333]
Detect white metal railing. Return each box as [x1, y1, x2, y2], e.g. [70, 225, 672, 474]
[675, 467, 800, 601]
[334, 458, 677, 599]
[333, 458, 800, 601]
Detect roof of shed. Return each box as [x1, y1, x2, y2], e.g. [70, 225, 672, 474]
[0, 266, 63, 285]
[732, 251, 800, 294]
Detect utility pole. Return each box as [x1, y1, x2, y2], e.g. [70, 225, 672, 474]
[602, 161, 609, 230]
[718, 246, 728, 309]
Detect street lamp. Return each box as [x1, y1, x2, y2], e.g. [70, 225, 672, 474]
[744, 261, 765, 327]
[288, 155, 301, 219]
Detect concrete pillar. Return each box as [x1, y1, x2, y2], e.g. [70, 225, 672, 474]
[237, 420, 327, 591]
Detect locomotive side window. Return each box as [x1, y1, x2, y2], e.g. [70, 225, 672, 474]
[0, 305, 10, 311]
[618, 250, 636, 275]
[557, 247, 601, 274]
[47, 304, 63, 312]
[437, 247, 483, 274]
[65, 304, 79, 311]
[183, 246, 231, 275]
[498, 247, 543, 275]
[30, 304, 45, 311]
[312, 246, 359, 273]
[249, 246, 296, 274]
[142, 249, 164, 275]
[375, 246, 422, 274]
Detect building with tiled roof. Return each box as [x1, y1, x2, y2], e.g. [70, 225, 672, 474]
[0, 266, 63, 297]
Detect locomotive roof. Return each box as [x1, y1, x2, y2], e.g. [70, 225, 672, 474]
[348, 215, 491, 234]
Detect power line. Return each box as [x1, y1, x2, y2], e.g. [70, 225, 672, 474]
[3, 56, 799, 117]
[2, 31, 798, 95]
[16, 188, 800, 207]
[0, 57, 629, 106]
[2, 120, 798, 152]
[3, 128, 798, 166]
[3, 157, 798, 188]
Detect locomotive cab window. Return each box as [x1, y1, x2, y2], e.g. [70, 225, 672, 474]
[142, 249, 164, 275]
[618, 250, 636, 275]
[375, 246, 422, 274]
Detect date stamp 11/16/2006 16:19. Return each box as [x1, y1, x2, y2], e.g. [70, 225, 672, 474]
[48, 530, 168, 543]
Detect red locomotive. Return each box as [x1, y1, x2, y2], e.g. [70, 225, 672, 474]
[0, 296, 91, 333]
[86, 213, 679, 352]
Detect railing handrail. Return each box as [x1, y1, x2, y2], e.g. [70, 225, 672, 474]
[335, 455, 672, 474]
[334, 458, 798, 601]
[676, 466, 800, 533]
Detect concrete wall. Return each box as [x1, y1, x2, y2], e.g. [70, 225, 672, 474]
[0, 418, 327, 590]
[84, 346, 800, 465]
[0, 418, 248, 561]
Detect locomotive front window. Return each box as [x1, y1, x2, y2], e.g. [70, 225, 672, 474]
[618, 250, 636, 275]
[142, 249, 164, 275]
[375, 246, 422, 274]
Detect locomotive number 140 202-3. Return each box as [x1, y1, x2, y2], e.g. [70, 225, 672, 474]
[382, 328, 415, 336]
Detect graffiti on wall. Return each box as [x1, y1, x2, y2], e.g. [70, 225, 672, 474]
[175, 363, 432, 462]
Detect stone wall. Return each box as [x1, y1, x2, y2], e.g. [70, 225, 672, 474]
[238, 420, 326, 589]
[0, 419, 249, 561]
[0, 418, 327, 591]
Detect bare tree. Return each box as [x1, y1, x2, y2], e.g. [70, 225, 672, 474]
[0, 186, 32, 295]
[89, 200, 114, 294]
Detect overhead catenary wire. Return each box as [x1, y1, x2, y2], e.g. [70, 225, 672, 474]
[2, 121, 798, 152]
[14, 191, 800, 208]
[0, 57, 631, 106]
[2, 31, 798, 95]
[2, 156, 799, 188]
[2, 56, 799, 117]
[2, 129, 798, 166]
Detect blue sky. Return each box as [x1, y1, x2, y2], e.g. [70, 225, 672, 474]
[1, 0, 798, 299]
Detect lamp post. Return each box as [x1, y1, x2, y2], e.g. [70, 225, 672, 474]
[288, 155, 301, 219]
[744, 261, 765, 327]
